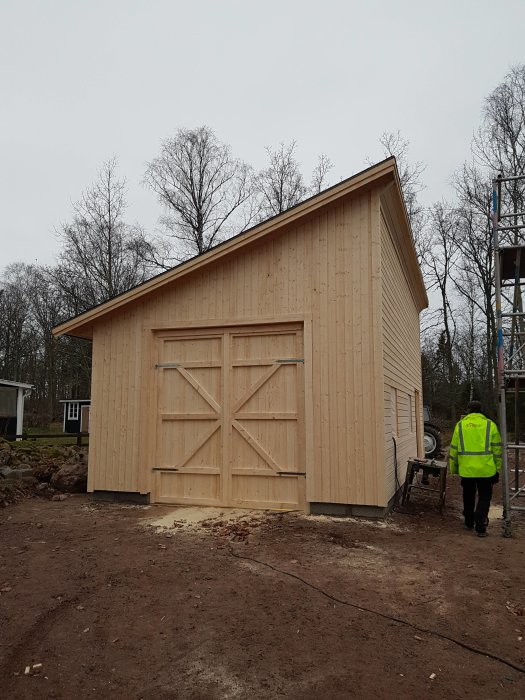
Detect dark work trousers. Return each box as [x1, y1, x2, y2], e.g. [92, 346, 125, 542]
[461, 477, 494, 532]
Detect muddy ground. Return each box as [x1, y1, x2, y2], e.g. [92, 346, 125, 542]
[1, 481, 525, 700]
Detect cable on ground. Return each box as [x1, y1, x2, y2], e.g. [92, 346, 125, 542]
[228, 547, 525, 675]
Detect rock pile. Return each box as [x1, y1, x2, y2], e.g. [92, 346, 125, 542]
[0, 438, 88, 507]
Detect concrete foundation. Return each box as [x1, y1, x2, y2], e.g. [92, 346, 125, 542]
[309, 489, 401, 519]
[92, 490, 150, 505]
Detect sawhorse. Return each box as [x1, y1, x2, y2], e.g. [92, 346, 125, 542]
[401, 458, 447, 513]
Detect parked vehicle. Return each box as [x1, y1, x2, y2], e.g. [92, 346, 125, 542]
[423, 406, 442, 458]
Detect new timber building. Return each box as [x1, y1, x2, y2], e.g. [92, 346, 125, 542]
[54, 158, 428, 516]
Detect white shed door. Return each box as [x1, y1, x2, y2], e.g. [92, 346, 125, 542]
[154, 325, 305, 509]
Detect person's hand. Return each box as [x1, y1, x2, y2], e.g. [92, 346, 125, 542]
[492, 472, 500, 484]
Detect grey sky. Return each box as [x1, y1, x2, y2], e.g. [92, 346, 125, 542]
[1, 0, 524, 270]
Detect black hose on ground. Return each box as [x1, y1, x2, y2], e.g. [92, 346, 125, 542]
[229, 547, 525, 675]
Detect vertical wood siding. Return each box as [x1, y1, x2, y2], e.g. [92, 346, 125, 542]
[89, 188, 387, 506]
[88, 311, 143, 492]
[380, 209, 423, 501]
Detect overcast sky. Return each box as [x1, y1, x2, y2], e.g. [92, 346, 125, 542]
[1, 0, 524, 271]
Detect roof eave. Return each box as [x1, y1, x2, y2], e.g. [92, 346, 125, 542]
[0, 380, 34, 389]
[380, 173, 428, 312]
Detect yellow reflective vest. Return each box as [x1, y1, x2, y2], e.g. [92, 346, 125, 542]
[449, 412, 502, 478]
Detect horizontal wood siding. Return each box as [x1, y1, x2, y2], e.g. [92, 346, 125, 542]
[380, 209, 423, 501]
[89, 188, 385, 506]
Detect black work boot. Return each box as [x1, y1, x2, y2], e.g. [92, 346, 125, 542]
[476, 517, 489, 537]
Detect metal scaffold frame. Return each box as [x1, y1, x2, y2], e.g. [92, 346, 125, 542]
[493, 172, 525, 537]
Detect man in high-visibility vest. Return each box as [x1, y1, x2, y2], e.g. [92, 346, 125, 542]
[449, 400, 502, 537]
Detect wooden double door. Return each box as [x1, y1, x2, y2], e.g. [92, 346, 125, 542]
[153, 324, 305, 509]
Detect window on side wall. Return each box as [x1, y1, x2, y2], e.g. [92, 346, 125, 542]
[68, 402, 79, 421]
[391, 388, 398, 436]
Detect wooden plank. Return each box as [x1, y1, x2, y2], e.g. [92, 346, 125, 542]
[318, 210, 330, 503]
[303, 317, 315, 503]
[294, 331, 305, 484]
[232, 420, 282, 473]
[231, 359, 279, 367]
[141, 326, 158, 497]
[86, 326, 101, 492]
[287, 227, 297, 314]
[370, 190, 386, 505]
[222, 331, 231, 504]
[174, 421, 221, 469]
[231, 364, 281, 413]
[118, 312, 130, 491]
[161, 413, 219, 421]
[172, 466, 221, 474]
[234, 412, 298, 420]
[97, 324, 110, 490]
[153, 467, 221, 474]
[309, 217, 322, 501]
[361, 192, 374, 503]
[156, 361, 222, 369]
[129, 311, 143, 492]
[231, 468, 279, 476]
[156, 470, 221, 504]
[325, 205, 337, 501]
[153, 318, 305, 334]
[334, 203, 345, 502]
[175, 366, 221, 414]
[106, 317, 119, 489]
[343, 198, 355, 505]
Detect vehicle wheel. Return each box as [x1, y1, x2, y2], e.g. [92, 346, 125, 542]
[424, 425, 442, 458]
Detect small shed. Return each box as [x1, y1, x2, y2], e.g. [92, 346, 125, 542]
[60, 400, 91, 434]
[0, 379, 33, 440]
[53, 158, 428, 516]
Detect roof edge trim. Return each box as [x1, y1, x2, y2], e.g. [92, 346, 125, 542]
[53, 158, 397, 337]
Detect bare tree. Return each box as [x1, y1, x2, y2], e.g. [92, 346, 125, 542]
[0, 262, 94, 425]
[377, 131, 426, 225]
[474, 65, 525, 179]
[473, 64, 525, 290]
[256, 142, 308, 219]
[421, 202, 461, 419]
[28, 266, 93, 420]
[415, 67, 525, 420]
[451, 164, 497, 407]
[0, 264, 36, 383]
[454, 277, 485, 405]
[310, 154, 334, 194]
[145, 127, 255, 262]
[54, 158, 155, 312]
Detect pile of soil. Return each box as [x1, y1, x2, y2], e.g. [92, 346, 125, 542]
[0, 439, 87, 508]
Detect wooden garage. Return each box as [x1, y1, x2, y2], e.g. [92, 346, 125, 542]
[53, 157, 428, 515]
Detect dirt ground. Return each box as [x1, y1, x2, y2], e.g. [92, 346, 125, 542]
[1, 481, 525, 700]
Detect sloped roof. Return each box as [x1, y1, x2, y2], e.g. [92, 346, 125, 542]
[53, 157, 427, 339]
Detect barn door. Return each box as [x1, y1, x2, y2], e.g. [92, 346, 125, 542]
[153, 325, 305, 509]
[229, 328, 305, 508]
[154, 334, 224, 505]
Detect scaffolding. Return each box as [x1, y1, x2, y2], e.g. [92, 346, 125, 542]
[493, 172, 525, 536]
